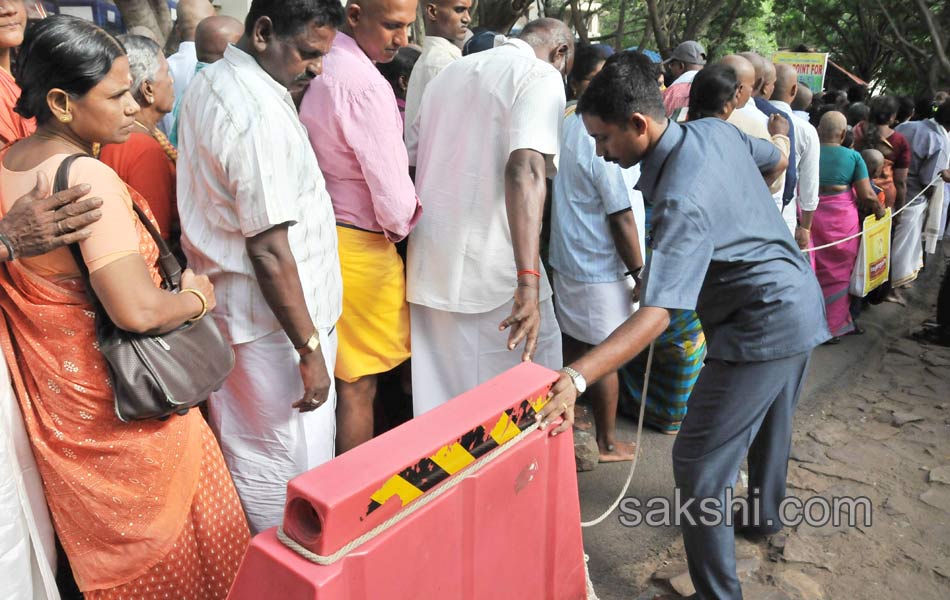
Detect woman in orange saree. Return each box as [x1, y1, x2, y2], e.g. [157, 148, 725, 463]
[0, 16, 248, 598]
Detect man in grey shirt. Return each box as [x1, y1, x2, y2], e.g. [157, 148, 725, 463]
[537, 52, 830, 599]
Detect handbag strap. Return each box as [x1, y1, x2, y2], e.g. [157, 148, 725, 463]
[57, 153, 183, 293]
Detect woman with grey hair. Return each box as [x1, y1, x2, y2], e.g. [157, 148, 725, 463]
[100, 34, 179, 243]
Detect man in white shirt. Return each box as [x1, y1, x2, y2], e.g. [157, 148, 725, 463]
[772, 63, 821, 245]
[403, 0, 471, 146]
[406, 19, 573, 416]
[160, 0, 215, 133]
[721, 54, 790, 199]
[177, 0, 345, 534]
[792, 82, 813, 122]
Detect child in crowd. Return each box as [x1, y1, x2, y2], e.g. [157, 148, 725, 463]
[861, 148, 887, 206]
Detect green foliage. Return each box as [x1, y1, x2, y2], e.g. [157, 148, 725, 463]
[569, 0, 947, 95]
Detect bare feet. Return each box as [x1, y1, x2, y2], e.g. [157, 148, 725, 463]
[883, 289, 907, 306]
[573, 404, 593, 431]
[598, 440, 637, 463]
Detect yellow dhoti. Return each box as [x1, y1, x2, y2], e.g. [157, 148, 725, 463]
[335, 225, 411, 382]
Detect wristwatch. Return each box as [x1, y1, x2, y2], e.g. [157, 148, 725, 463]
[561, 366, 587, 395]
[295, 331, 320, 356]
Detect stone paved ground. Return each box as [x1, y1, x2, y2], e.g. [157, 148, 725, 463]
[637, 335, 950, 599]
[615, 259, 950, 599]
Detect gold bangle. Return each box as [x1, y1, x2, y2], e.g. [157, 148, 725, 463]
[181, 288, 208, 323]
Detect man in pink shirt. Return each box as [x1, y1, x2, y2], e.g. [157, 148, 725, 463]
[299, 0, 421, 454]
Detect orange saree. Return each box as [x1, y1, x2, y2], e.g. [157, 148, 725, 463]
[0, 68, 34, 146]
[0, 166, 248, 594]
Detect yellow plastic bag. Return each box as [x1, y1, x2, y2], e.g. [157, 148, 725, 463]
[850, 208, 892, 297]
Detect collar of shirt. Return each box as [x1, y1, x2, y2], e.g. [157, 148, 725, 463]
[223, 45, 292, 106]
[636, 119, 683, 198]
[736, 99, 768, 121]
[172, 41, 196, 60]
[670, 69, 699, 86]
[502, 37, 539, 59]
[422, 35, 462, 59]
[330, 32, 375, 69]
[770, 100, 794, 115]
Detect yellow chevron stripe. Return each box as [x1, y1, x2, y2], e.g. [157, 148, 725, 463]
[370, 474, 423, 508]
[430, 442, 477, 475]
[489, 411, 522, 445]
[530, 395, 548, 413]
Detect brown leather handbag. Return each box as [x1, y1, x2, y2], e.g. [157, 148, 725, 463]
[58, 153, 235, 422]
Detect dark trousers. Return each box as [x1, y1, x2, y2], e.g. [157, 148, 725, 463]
[672, 351, 812, 600]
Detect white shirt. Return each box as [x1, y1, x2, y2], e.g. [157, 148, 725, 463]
[160, 41, 198, 133]
[177, 46, 343, 345]
[407, 38, 565, 313]
[404, 36, 461, 150]
[773, 99, 820, 234]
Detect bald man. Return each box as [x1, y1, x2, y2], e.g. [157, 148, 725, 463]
[406, 18, 573, 416]
[721, 55, 789, 198]
[300, 0, 422, 454]
[743, 52, 798, 210]
[161, 0, 216, 133]
[404, 0, 472, 145]
[195, 15, 244, 64]
[792, 81, 813, 121]
[772, 63, 820, 244]
[167, 16, 244, 147]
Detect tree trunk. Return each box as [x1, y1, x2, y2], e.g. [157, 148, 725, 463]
[614, 0, 627, 52]
[411, 1, 426, 46]
[914, 0, 950, 80]
[568, 0, 589, 44]
[475, 0, 532, 33]
[114, 0, 172, 43]
[644, 0, 670, 57]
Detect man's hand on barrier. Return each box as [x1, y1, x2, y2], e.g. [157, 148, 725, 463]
[537, 372, 577, 436]
[500, 283, 540, 362]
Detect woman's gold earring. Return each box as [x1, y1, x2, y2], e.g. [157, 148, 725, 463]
[59, 113, 73, 123]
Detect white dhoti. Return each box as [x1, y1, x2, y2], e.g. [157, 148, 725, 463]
[410, 298, 563, 416]
[892, 198, 927, 287]
[553, 271, 637, 346]
[209, 327, 338, 534]
[0, 357, 59, 600]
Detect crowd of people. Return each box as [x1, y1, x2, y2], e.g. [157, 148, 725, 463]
[0, 0, 947, 599]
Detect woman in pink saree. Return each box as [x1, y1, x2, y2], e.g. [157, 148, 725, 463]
[814, 111, 884, 341]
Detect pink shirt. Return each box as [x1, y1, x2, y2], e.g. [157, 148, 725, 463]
[300, 33, 421, 242]
[662, 82, 691, 116]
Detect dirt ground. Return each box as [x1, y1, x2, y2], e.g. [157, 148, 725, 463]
[609, 259, 950, 599]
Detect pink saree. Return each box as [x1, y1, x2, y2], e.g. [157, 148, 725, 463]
[812, 189, 860, 336]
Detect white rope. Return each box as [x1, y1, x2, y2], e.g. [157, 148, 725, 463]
[803, 175, 942, 254]
[580, 342, 654, 528]
[277, 420, 540, 566]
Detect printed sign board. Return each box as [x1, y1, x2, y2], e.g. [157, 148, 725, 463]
[773, 51, 829, 93]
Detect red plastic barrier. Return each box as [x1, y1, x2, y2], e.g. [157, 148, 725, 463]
[227, 362, 587, 600]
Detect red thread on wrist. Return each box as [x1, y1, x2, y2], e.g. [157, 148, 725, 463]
[517, 269, 542, 279]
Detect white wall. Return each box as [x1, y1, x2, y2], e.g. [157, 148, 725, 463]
[216, 0, 251, 21]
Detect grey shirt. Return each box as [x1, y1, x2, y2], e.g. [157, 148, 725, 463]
[638, 119, 831, 361]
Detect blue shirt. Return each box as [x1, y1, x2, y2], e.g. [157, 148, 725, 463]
[549, 107, 646, 282]
[637, 119, 831, 361]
